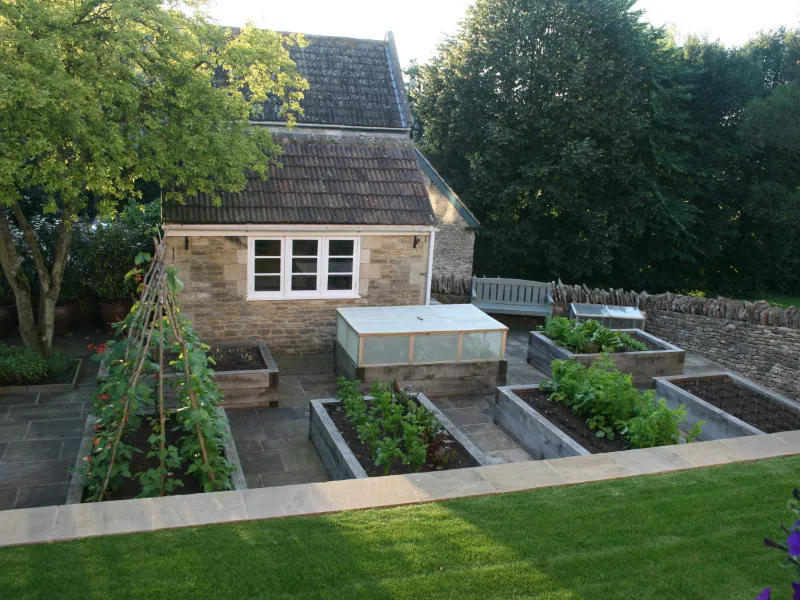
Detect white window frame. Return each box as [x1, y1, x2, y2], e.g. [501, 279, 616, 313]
[247, 235, 360, 300]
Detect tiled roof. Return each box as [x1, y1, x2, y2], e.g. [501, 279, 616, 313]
[163, 134, 435, 226]
[254, 34, 408, 129]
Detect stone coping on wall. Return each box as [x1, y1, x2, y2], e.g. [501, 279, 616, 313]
[2, 431, 799, 548]
[431, 276, 800, 329]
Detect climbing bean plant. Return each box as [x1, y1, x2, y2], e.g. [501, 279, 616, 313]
[81, 237, 234, 501]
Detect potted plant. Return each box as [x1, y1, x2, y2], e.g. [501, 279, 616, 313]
[54, 264, 87, 336]
[0, 274, 17, 338]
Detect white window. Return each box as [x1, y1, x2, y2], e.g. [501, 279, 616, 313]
[248, 236, 360, 300]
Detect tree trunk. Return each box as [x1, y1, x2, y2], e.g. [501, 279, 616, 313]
[0, 203, 74, 355]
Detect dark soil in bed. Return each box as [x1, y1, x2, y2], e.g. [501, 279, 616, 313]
[166, 346, 264, 372]
[516, 389, 629, 454]
[326, 403, 480, 476]
[674, 376, 800, 434]
[623, 332, 663, 352]
[87, 417, 211, 501]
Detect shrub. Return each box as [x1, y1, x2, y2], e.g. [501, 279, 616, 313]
[0, 344, 75, 385]
[46, 352, 75, 380]
[760, 488, 800, 598]
[84, 200, 160, 301]
[0, 345, 47, 385]
[542, 317, 648, 354]
[541, 356, 703, 447]
[337, 379, 445, 474]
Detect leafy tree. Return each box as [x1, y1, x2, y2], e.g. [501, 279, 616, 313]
[410, 0, 702, 286]
[410, 0, 800, 296]
[0, 0, 306, 354]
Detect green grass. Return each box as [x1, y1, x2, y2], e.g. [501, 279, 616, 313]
[2, 458, 799, 600]
[734, 293, 800, 308]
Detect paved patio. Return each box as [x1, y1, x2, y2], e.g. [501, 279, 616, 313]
[0, 321, 732, 509]
[0, 365, 95, 510]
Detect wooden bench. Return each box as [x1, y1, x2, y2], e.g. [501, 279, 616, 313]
[471, 278, 553, 318]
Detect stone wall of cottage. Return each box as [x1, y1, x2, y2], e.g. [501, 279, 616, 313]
[423, 172, 475, 278]
[168, 235, 430, 355]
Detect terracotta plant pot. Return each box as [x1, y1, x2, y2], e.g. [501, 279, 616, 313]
[0, 305, 17, 337]
[54, 303, 81, 336]
[99, 299, 133, 331]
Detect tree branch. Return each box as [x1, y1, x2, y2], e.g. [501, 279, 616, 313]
[0, 207, 42, 351]
[47, 210, 74, 300]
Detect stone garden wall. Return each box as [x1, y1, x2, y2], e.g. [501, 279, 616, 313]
[431, 276, 799, 398]
[167, 235, 429, 355]
[553, 284, 800, 399]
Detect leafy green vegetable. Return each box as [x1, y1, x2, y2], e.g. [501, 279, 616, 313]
[336, 379, 446, 473]
[541, 356, 704, 448]
[542, 318, 646, 354]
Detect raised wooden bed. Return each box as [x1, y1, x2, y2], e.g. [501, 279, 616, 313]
[494, 384, 591, 459]
[210, 342, 279, 409]
[0, 359, 82, 395]
[527, 329, 684, 387]
[655, 372, 800, 439]
[66, 406, 246, 504]
[310, 393, 490, 480]
[334, 340, 507, 398]
[162, 342, 279, 409]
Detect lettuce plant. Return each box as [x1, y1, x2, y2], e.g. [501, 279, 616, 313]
[542, 317, 648, 354]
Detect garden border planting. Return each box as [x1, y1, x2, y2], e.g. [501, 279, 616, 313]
[310, 392, 491, 481]
[494, 384, 590, 459]
[654, 372, 799, 440]
[0, 358, 82, 395]
[527, 329, 684, 386]
[66, 406, 246, 504]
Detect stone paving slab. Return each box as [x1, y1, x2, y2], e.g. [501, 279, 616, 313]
[0, 432, 798, 547]
[0, 386, 91, 510]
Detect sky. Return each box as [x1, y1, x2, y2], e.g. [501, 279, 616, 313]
[203, 0, 800, 67]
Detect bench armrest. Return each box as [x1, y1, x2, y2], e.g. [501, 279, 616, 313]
[546, 294, 554, 305]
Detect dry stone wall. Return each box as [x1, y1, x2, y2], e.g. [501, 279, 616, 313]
[431, 276, 799, 398]
[552, 284, 800, 399]
[168, 235, 429, 355]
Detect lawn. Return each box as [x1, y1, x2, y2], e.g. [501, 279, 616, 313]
[2, 457, 798, 600]
[735, 292, 800, 309]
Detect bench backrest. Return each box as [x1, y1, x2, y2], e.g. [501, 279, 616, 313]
[471, 278, 552, 306]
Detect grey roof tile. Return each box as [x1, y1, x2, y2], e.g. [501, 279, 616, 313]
[164, 133, 435, 226]
[254, 35, 407, 129]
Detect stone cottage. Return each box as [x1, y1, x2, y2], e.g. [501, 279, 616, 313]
[163, 32, 478, 354]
